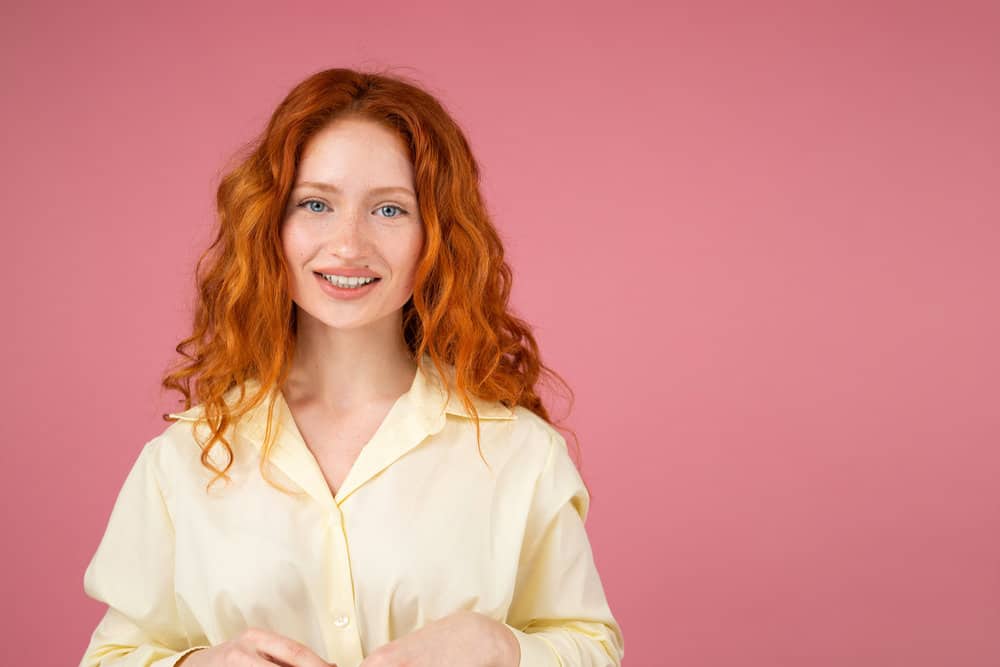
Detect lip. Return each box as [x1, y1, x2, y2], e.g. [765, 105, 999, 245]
[314, 272, 380, 300]
[313, 267, 381, 278]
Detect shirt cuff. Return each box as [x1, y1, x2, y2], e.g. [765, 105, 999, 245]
[503, 624, 560, 667]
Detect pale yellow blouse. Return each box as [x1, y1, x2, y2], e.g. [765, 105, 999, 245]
[79, 357, 625, 666]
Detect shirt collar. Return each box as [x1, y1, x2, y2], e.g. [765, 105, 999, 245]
[168, 353, 516, 430]
[166, 355, 516, 504]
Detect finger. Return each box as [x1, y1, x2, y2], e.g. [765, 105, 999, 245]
[243, 627, 332, 667]
[255, 647, 327, 667]
[259, 653, 295, 667]
[258, 653, 337, 667]
[224, 643, 294, 667]
[258, 653, 292, 667]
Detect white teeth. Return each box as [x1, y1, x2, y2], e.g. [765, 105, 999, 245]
[321, 274, 377, 288]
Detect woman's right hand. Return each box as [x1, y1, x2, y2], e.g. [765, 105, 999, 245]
[178, 627, 337, 667]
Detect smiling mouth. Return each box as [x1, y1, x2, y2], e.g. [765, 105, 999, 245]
[315, 272, 382, 289]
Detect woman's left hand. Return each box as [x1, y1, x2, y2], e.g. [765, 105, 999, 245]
[358, 610, 519, 667]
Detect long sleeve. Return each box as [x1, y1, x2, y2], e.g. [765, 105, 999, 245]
[503, 430, 625, 667]
[79, 437, 210, 667]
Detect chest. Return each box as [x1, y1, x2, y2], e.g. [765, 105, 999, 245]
[170, 420, 528, 654]
[287, 400, 396, 496]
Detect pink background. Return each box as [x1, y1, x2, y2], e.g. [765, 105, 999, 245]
[3, 1, 998, 665]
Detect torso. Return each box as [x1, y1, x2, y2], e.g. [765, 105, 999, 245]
[285, 397, 397, 498]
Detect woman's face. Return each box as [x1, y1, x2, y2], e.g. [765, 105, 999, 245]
[281, 116, 424, 333]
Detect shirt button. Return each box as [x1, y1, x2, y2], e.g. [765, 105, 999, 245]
[333, 614, 351, 628]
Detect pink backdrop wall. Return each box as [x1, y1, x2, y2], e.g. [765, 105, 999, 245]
[3, 1, 997, 665]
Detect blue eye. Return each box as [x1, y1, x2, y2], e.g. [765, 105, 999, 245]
[298, 199, 328, 214]
[296, 200, 408, 218]
[377, 204, 407, 218]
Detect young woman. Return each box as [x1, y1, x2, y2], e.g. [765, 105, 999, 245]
[79, 68, 624, 667]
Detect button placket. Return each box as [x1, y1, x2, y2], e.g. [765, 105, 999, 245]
[323, 502, 363, 665]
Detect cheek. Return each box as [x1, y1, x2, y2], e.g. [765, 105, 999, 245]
[280, 225, 311, 302]
[281, 224, 309, 264]
[397, 227, 425, 284]
[406, 225, 426, 266]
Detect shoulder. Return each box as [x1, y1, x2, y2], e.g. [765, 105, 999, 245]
[158, 404, 212, 457]
[490, 406, 576, 481]
[151, 400, 246, 488]
[508, 406, 589, 516]
[140, 413, 209, 491]
[507, 405, 565, 451]
[157, 382, 264, 463]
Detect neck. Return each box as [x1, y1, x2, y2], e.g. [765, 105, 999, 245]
[283, 307, 417, 412]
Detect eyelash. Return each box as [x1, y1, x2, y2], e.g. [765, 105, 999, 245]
[297, 199, 408, 218]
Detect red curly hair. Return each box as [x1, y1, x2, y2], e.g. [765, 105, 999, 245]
[161, 67, 582, 495]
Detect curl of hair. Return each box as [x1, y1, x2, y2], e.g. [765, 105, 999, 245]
[160, 67, 584, 498]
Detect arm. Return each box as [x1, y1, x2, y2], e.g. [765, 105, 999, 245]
[78, 438, 210, 667]
[502, 431, 625, 667]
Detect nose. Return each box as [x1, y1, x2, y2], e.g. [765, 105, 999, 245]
[327, 207, 372, 259]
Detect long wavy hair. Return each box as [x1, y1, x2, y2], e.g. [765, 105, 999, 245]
[161, 67, 583, 496]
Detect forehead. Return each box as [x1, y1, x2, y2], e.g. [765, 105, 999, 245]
[296, 117, 414, 186]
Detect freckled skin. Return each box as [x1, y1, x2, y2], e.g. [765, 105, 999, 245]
[281, 116, 425, 335]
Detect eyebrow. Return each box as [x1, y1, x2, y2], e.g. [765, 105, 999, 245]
[293, 181, 417, 199]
